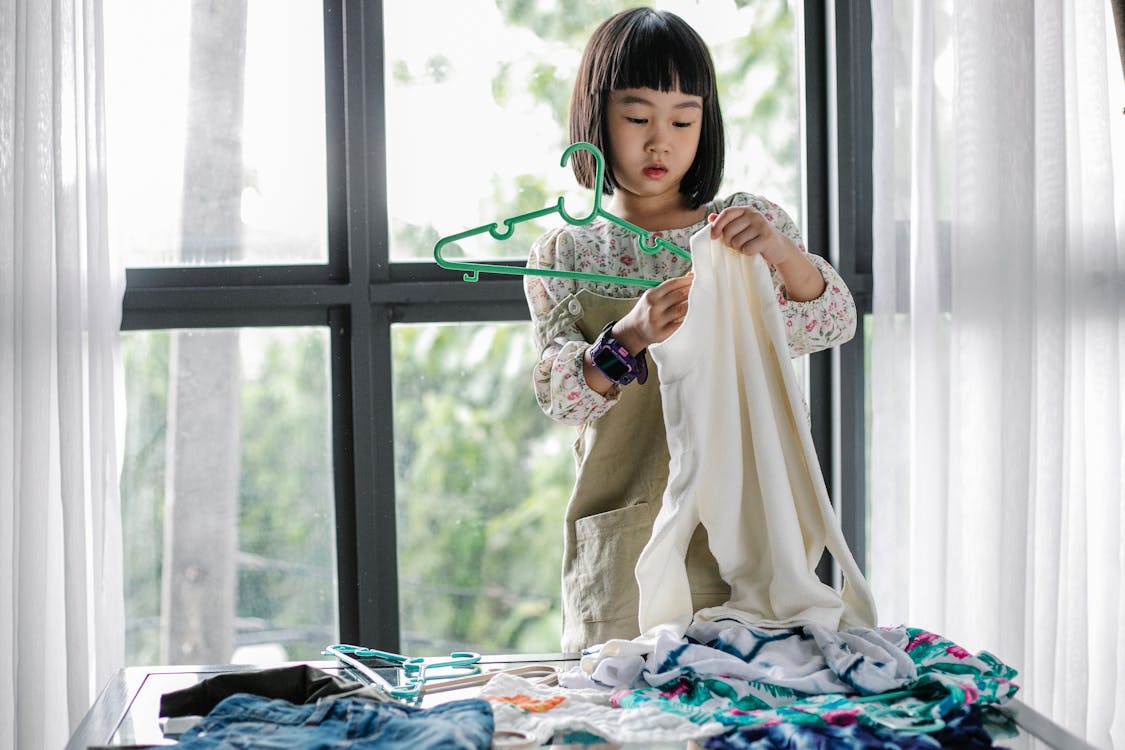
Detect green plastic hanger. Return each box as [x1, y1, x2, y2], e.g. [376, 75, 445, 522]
[433, 142, 692, 289]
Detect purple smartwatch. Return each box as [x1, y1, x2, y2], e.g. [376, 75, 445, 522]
[589, 320, 648, 386]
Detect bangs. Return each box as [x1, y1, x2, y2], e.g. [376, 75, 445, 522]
[604, 12, 715, 98]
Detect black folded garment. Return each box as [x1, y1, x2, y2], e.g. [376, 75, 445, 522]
[160, 664, 381, 717]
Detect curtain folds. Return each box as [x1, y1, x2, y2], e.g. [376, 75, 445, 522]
[0, 1, 125, 748]
[870, 1, 1125, 747]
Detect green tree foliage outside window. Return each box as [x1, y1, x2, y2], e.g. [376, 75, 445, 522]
[393, 324, 574, 653]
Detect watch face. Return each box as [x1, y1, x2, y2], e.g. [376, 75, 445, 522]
[593, 347, 630, 381]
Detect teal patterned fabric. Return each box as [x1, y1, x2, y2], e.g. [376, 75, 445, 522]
[612, 628, 1019, 736]
[702, 704, 1006, 749]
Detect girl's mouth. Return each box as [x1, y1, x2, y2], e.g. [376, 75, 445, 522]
[643, 165, 668, 179]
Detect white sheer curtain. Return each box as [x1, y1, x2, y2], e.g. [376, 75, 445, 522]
[0, 1, 125, 748]
[869, 1, 1125, 747]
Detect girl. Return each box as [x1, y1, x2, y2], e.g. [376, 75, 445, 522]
[524, 7, 857, 654]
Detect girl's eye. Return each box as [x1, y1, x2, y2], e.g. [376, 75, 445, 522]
[673, 121, 694, 128]
[626, 117, 648, 125]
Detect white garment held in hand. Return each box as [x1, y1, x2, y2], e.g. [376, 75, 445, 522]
[637, 226, 878, 636]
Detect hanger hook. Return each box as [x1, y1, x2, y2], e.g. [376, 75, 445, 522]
[638, 235, 664, 254]
[488, 221, 516, 241]
[557, 142, 604, 225]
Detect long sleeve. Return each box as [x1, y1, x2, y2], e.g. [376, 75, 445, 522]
[772, 254, 857, 357]
[749, 197, 858, 357]
[524, 228, 621, 426]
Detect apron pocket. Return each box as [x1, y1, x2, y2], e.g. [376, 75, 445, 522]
[573, 503, 656, 624]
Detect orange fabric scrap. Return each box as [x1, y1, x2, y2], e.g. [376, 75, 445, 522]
[486, 693, 566, 713]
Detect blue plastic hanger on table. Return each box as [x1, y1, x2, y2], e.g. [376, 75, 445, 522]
[323, 644, 482, 704]
[433, 141, 691, 288]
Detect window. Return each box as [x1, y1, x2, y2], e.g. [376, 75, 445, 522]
[120, 328, 335, 664]
[104, 0, 328, 268]
[112, 0, 868, 662]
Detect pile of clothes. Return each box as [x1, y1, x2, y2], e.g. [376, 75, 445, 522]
[483, 622, 1018, 748]
[160, 622, 1018, 748]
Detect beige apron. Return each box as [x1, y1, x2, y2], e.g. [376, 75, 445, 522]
[554, 288, 730, 654]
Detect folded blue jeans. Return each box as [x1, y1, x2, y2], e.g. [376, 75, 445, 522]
[174, 692, 494, 749]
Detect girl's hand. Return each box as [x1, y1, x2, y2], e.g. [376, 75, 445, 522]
[708, 206, 826, 301]
[614, 273, 694, 352]
[708, 206, 799, 266]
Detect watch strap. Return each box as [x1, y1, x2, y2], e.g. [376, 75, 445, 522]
[590, 321, 648, 386]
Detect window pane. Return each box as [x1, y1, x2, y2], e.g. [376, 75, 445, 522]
[104, 1, 327, 266]
[120, 327, 336, 666]
[384, 1, 801, 262]
[392, 323, 575, 653]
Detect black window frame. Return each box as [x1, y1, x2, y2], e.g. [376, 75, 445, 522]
[120, 0, 872, 652]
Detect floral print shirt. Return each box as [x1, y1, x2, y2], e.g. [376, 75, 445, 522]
[524, 192, 857, 426]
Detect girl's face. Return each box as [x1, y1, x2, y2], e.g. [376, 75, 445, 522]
[605, 86, 703, 208]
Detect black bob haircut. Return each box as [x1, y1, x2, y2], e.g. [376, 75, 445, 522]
[569, 8, 725, 209]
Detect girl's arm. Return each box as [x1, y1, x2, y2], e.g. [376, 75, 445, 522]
[771, 248, 826, 302]
[774, 254, 857, 357]
[711, 196, 857, 357]
[524, 228, 621, 425]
